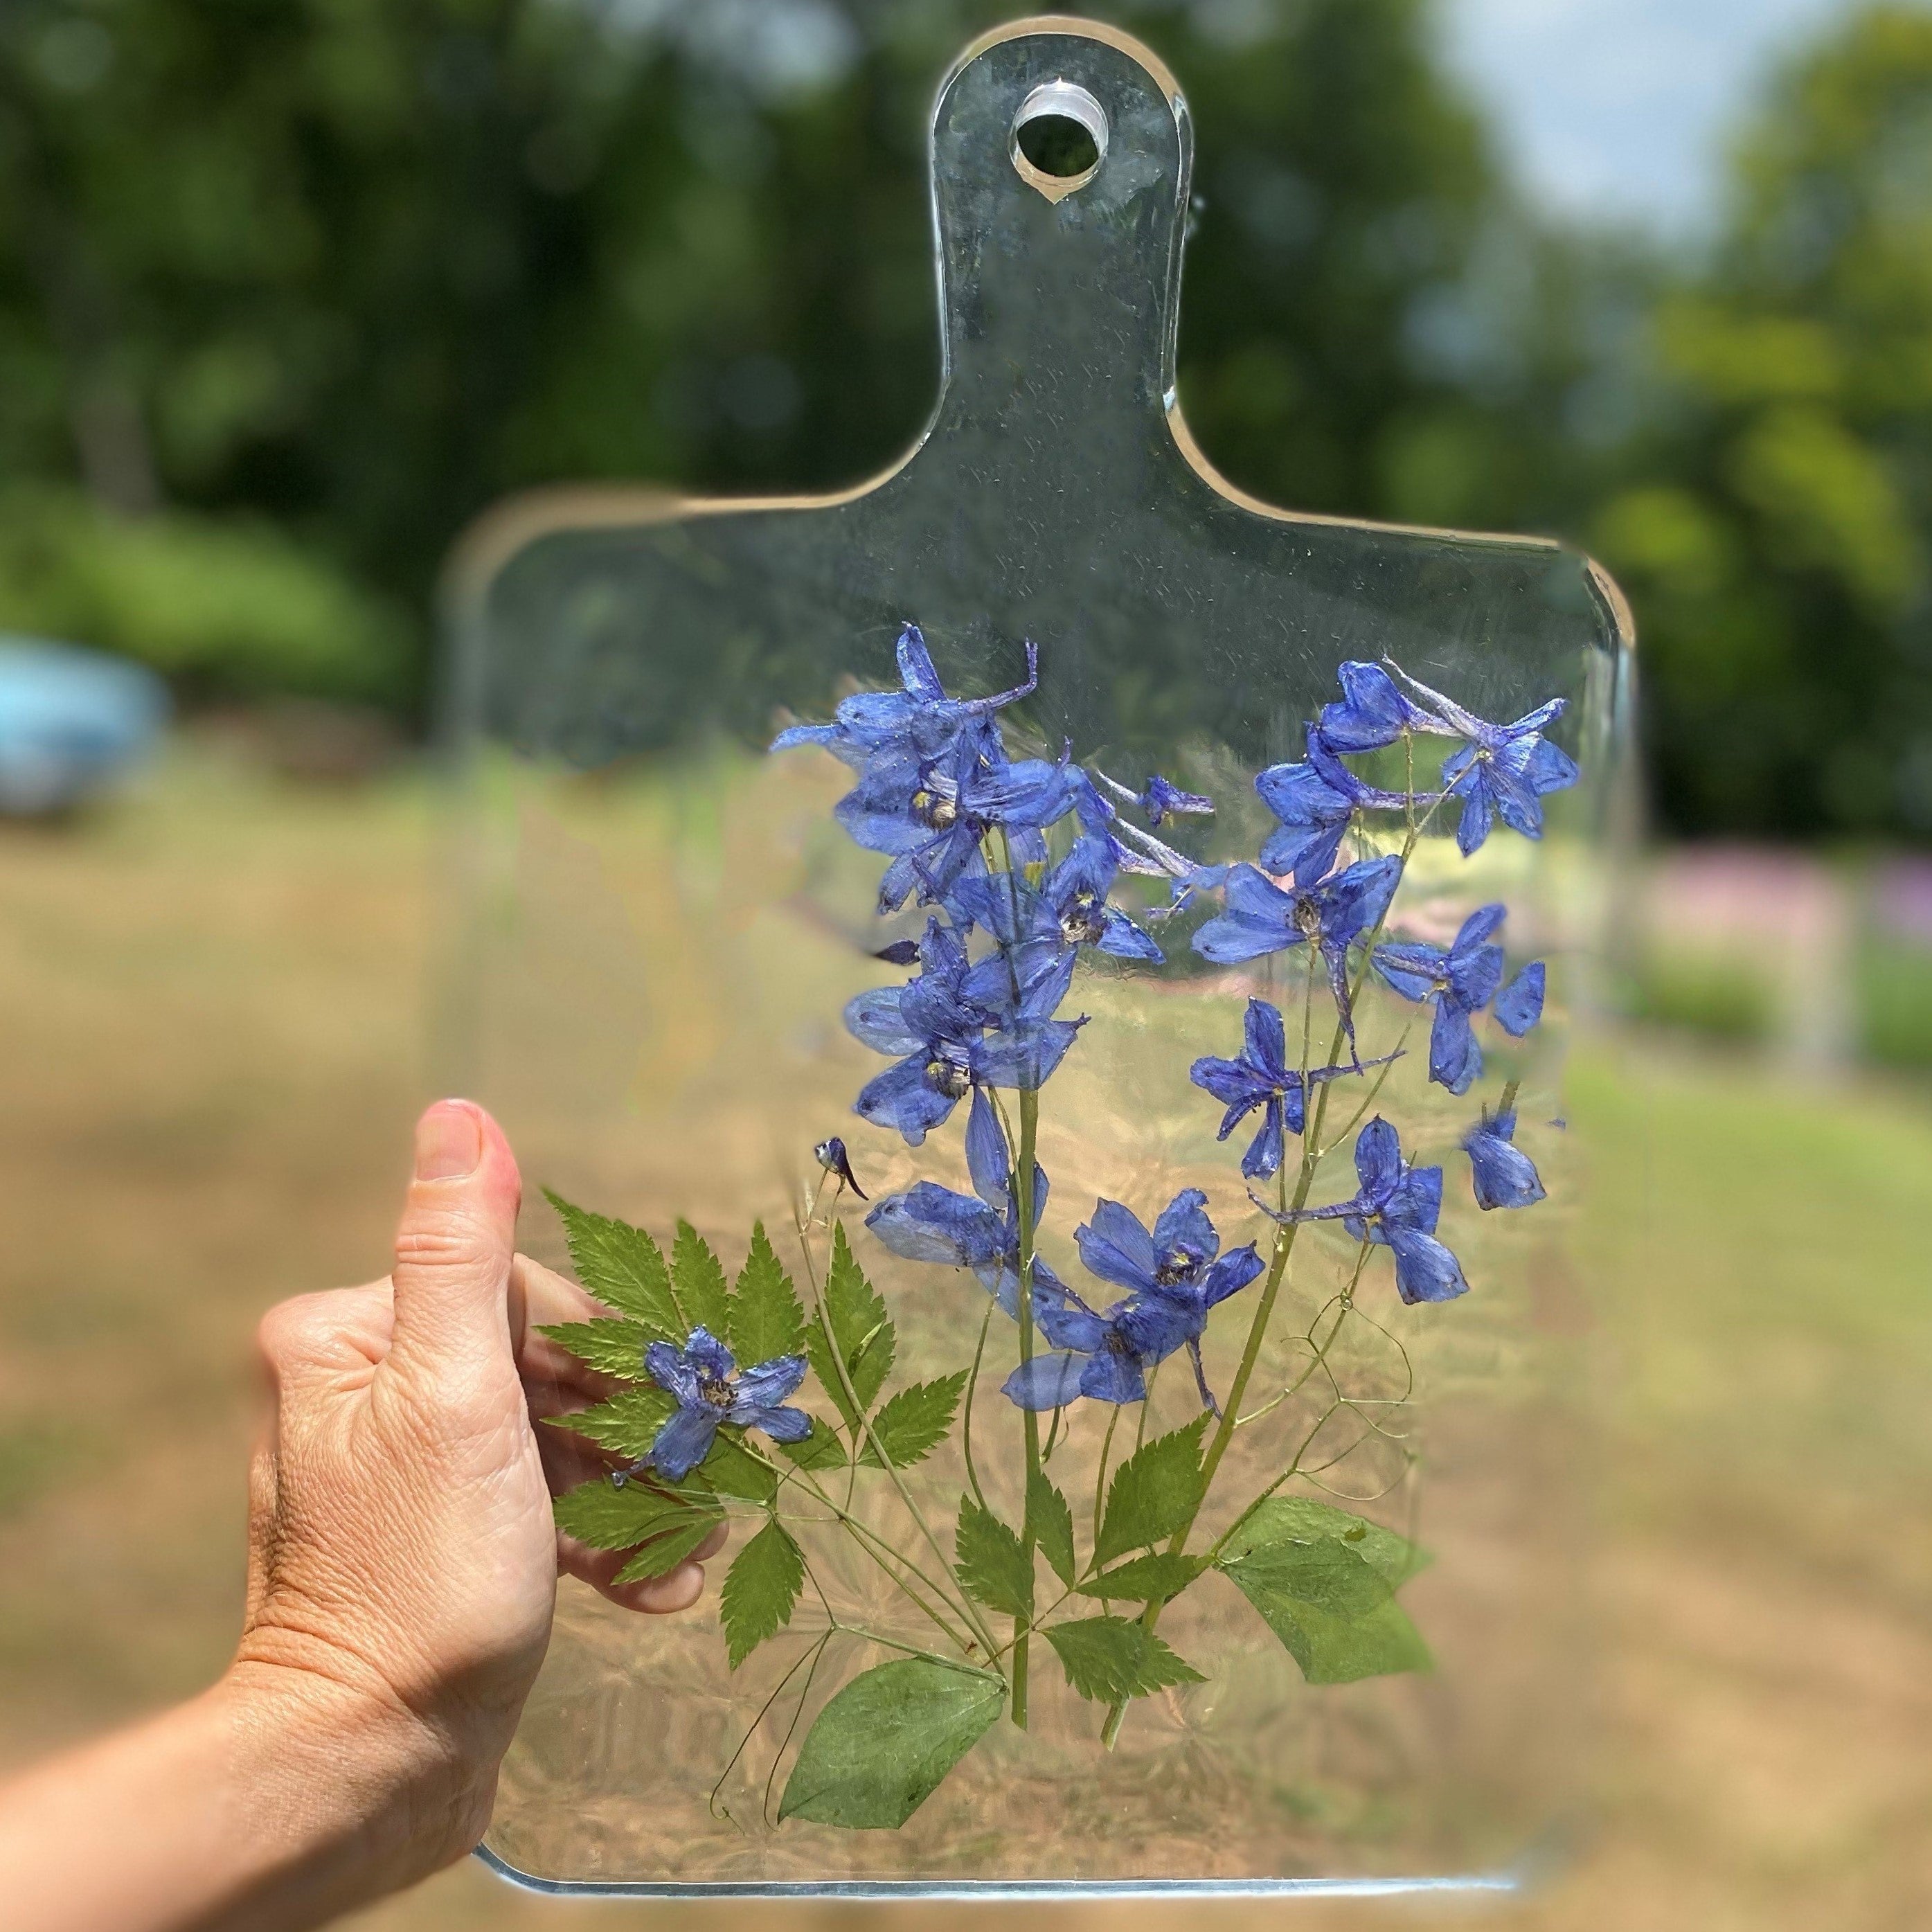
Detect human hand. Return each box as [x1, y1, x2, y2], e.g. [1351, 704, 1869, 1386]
[231, 1100, 721, 1895]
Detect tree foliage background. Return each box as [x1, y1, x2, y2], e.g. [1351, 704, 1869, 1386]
[0, 0, 1927, 839]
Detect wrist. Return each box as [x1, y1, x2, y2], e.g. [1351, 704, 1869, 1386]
[214, 1656, 494, 1915]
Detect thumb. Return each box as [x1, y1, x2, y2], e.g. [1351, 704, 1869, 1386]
[387, 1099, 523, 1372]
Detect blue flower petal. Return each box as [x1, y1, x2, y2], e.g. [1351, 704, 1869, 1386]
[1202, 1244, 1265, 1305]
[1494, 960, 1546, 1035]
[1078, 1347, 1149, 1405]
[1003, 1351, 1089, 1411]
[650, 1404, 722, 1481]
[731, 1353, 807, 1413]
[1386, 1226, 1469, 1305]
[1077, 1199, 1159, 1294]
[1242, 1098, 1286, 1180]
[747, 1404, 814, 1444]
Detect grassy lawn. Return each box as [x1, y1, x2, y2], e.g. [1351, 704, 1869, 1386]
[0, 748, 1926, 1929]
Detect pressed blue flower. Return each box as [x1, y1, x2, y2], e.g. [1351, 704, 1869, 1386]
[1256, 731, 1433, 884]
[866, 1089, 1049, 1315]
[873, 937, 922, 965]
[814, 1135, 867, 1199]
[636, 1326, 811, 1481]
[1095, 769, 1215, 825]
[1191, 855, 1403, 1053]
[1068, 771, 1229, 918]
[1463, 1106, 1545, 1211]
[1372, 904, 1508, 1094]
[835, 723, 1080, 913]
[1253, 1116, 1468, 1305]
[1003, 1192, 1262, 1412]
[846, 918, 1085, 1141]
[1315, 660, 1449, 753]
[1189, 996, 1398, 1179]
[1386, 661, 1580, 856]
[770, 623, 1037, 769]
[951, 831, 1163, 976]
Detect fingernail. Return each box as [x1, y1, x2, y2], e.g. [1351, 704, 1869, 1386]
[414, 1100, 483, 1181]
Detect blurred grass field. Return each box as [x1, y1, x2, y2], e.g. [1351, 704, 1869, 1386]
[0, 750, 1926, 1930]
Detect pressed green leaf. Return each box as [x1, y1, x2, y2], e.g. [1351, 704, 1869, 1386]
[955, 1496, 1033, 1619]
[536, 1318, 649, 1381]
[729, 1222, 807, 1363]
[719, 1518, 805, 1667]
[553, 1475, 716, 1552]
[778, 1424, 846, 1471]
[544, 1192, 681, 1337]
[1026, 1472, 1077, 1589]
[1043, 1616, 1206, 1703]
[1219, 1496, 1430, 1589]
[701, 1432, 779, 1503]
[1094, 1415, 1208, 1566]
[1217, 1537, 1432, 1684]
[778, 1658, 1004, 1828]
[857, 1372, 967, 1469]
[1073, 1552, 1204, 1603]
[807, 1224, 895, 1428]
[611, 1512, 724, 1585]
[672, 1219, 733, 1336]
[543, 1386, 675, 1458]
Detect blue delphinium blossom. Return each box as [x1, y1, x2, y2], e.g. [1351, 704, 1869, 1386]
[843, 918, 1083, 1144]
[1256, 730, 1435, 884]
[1188, 996, 1397, 1179]
[1386, 661, 1580, 857]
[1003, 1192, 1263, 1412]
[1192, 855, 1403, 1053]
[770, 623, 1037, 769]
[1315, 660, 1449, 753]
[1463, 1105, 1546, 1211]
[951, 831, 1163, 977]
[636, 1327, 812, 1481]
[1372, 904, 1510, 1095]
[866, 1090, 1051, 1314]
[813, 1136, 867, 1199]
[835, 722, 1081, 912]
[1253, 1116, 1468, 1305]
[1095, 769, 1215, 826]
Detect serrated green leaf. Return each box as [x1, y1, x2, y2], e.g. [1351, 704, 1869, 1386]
[1073, 1552, 1203, 1602]
[1094, 1415, 1208, 1566]
[552, 1475, 717, 1552]
[701, 1431, 778, 1503]
[778, 1424, 847, 1471]
[778, 1658, 1004, 1828]
[857, 1372, 967, 1469]
[1026, 1473, 1077, 1589]
[1043, 1616, 1206, 1703]
[719, 1519, 804, 1667]
[1217, 1537, 1432, 1684]
[1219, 1496, 1431, 1589]
[537, 1318, 650, 1380]
[544, 1193, 681, 1337]
[729, 1222, 807, 1363]
[955, 1496, 1033, 1619]
[672, 1219, 733, 1336]
[544, 1386, 676, 1458]
[807, 1224, 895, 1429]
[611, 1512, 724, 1585]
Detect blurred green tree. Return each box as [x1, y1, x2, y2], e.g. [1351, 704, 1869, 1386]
[1593, 6, 1932, 839]
[0, 0, 1580, 711]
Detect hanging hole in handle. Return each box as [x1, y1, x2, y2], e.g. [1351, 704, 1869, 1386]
[1011, 80, 1107, 204]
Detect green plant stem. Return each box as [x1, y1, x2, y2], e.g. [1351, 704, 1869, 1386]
[1010, 1082, 1042, 1727]
[1092, 1402, 1121, 1551]
[958, 1298, 997, 1511]
[1099, 796, 1440, 1747]
[794, 1211, 1004, 1664]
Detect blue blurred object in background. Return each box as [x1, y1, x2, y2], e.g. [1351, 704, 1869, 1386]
[0, 636, 167, 815]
